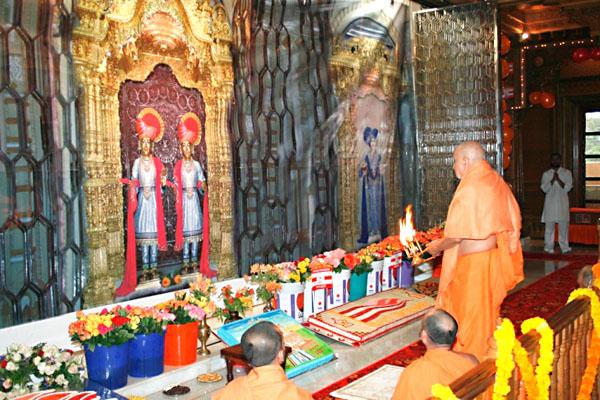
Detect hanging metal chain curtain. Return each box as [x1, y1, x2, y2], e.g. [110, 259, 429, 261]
[0, 0, 84, 327]
[413, 3, 501, 227]
[231, 0, 337, 274]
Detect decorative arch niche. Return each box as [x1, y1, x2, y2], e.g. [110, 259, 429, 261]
[73, 0, 235, 305]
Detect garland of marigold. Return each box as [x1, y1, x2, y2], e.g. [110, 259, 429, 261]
[567, 288, 600, 400]
[431, 383, 458, 400]
[520, 317, 554, 400]
[493, 319, 516, 400]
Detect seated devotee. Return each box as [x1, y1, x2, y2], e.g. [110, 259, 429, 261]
[212, 321, 312, 400]
[578, 265, 594, 288]
[391, 309, 478, 400]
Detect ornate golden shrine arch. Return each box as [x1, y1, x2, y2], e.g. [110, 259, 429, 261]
[330, 37, 403, 250]
[73, 0, 235, 305]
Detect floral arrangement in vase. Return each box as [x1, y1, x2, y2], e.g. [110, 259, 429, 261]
[126, 306, 174, 335]
[353, 250, 375, 276]
[156, 291, 206, 325]
[249, 264, 282, 311]
[188, 274, 217, 315]
[276, 258, 311, 283]
[0, 343, 86, 397]
[68, 306, 134, 350]
[214, 285, 254, 322]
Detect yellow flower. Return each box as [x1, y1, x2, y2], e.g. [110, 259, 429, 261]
[431, 384, 458, 400]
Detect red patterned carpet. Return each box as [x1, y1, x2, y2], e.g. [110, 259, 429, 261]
[312, 255, 594, 399]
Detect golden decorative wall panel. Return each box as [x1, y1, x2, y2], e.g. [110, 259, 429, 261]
[73, 0, 234, 305]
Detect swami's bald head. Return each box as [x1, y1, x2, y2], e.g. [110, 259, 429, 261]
[421, 309, 458, 348]
[453, 141, 486, 179]
[241, 321, 284, 367]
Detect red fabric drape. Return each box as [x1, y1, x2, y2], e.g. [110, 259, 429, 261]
[116, 178, 139, 297]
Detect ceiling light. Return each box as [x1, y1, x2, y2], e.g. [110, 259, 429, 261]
[521, 31, 530, 40]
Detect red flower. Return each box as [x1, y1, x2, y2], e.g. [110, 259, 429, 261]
[111, 315, 129, 327]
[228, 298, 234, 305]
[1, 359, 7, 368]
[38, 350, 44, 357]
[100, 308, 108, 315]
[342, 254, 360, 270]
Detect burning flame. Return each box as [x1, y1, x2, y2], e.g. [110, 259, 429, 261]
[398, 205, 416, 248]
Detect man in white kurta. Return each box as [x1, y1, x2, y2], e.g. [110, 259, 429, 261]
[541, 152, 573, 253]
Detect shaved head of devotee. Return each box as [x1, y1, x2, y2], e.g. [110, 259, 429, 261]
[392, 309, 478, 400]
[213, 321, 313, 400]
[578, 265, 594, 288]
[452, 141, 486, 179]
[241, 321, 284, 367]
[421, 309, 458, 348]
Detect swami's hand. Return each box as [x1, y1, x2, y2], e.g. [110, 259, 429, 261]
[425, 238, 443, 258]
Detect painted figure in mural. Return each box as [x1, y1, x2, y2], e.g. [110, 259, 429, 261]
[117, 108, 168, 296]
[174, 113, 206, 273]
[358, 127, 387, 245]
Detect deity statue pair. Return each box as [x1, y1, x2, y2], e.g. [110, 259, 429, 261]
[117, 108, 206, 295]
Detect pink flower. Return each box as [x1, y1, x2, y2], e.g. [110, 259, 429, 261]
[323, 248, 346, 269]
[98, 324, 111, 335]
[100, 308, 108, 315]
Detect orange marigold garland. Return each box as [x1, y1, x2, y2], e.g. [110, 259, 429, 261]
[567, 288, 600, 400]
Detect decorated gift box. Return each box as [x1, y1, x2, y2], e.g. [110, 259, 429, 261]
[216, 310, 335, 378]
[306, 288, 435, 346]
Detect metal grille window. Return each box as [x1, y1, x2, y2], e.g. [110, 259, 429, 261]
[0, 0, 84, 327]
[231, 1, 337, 274]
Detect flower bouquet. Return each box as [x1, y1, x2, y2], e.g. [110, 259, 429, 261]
[249, 264, 282, 312]
[157, 291, 206, 366]
[188, 274, 217, 356]
[214, 285, 254, 323]
[0, 343, 86, 397]
[126, 306, 173, 377]
[189, 274, 217, 315]
[274, 261, 308, 322]
[68, 307, 134, 389]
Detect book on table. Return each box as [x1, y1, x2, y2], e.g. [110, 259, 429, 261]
[216, 310, 335, 378]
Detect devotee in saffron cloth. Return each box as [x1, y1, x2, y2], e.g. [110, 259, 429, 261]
[212, 321, 312, 400]
[173, 112, 215, 277]
[425, 141, 523, 361]
[173, 112, 213, 277]
[358, 126, 387, 245]
[116, 108, 168, 296]
[392, 309, 478, 400]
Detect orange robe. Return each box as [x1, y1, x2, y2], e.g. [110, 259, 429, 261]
[391, 348, 478, 400]
[436, 160, 523, 361]
[211, 364, 313, 400]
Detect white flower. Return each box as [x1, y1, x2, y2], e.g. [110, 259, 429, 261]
[44, 363, 57, 375]
[33, 356, 41, 366]
[67, 363, 79, 375]
[5, 362, 17, 371]
[2, 378, 12, 389]
[55, 374, 67, 386]
[37, 362, 46, 375]
[11, 353, 21, 362]
[29, 374, 44, 385]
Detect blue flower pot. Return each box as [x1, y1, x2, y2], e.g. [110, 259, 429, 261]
[349, 272, 369, 301]
[84, 342, 129, 390]
[400, 260, 414, 288]
[128, 332, 165, 378]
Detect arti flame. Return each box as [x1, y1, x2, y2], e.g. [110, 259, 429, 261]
[398, 205, 416, 248]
